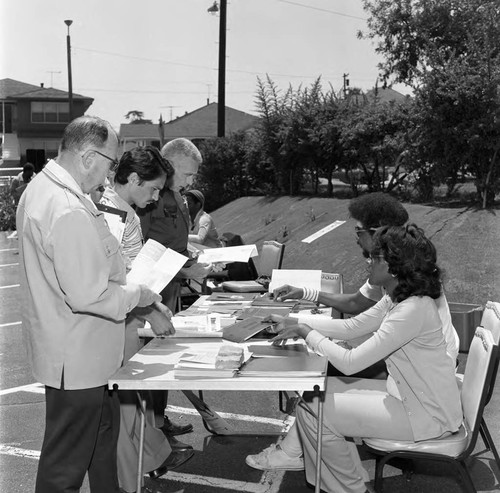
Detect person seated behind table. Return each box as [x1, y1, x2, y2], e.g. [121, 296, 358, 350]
[254, 225, 463, 493]
[11, 162, 36, 204]
[246, 194, 459, 473]
[185, 189, 223, 249]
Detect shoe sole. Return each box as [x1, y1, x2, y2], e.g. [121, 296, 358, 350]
[245, 457, 304, 471]
[162, 425, 194, 437]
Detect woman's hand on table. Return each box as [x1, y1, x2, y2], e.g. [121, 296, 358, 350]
[262, 315, 312, 346]
[273, 284, 303, 302]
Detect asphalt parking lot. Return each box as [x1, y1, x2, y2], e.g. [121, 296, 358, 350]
[1, 230, 499, 493]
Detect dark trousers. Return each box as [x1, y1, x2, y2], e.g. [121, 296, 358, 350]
[35, 385, 120, 493]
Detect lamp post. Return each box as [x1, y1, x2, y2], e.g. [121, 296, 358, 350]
[207, 1, 227, 137]
[64, 20, 73, 122]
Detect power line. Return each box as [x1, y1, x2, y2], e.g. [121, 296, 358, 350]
[278, 0, 367, 21]
[74, 46, 358, 80]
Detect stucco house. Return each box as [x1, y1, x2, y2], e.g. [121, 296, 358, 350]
[0, 78, 93, 169]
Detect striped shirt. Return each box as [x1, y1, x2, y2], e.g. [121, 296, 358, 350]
[101, 187, 143, 269]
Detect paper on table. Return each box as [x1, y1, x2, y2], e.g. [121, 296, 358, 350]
[126, 239, 188, 293]
[197, 244, 258, 264]
[268, 269, 322, 294]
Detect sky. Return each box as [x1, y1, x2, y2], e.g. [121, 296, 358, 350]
[0, 0, 410, 130]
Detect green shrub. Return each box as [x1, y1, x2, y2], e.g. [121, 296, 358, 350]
[0, 186, 16, 231]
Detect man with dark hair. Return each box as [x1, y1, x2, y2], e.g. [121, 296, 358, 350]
[17, 116, 161, 493]
[99, 145, 193, 492]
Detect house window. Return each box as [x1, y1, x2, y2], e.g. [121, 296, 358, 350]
[31, 102, 70, 123]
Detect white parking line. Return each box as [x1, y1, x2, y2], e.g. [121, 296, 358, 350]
[0, 263, 19, 268]
[0, 284, 20, 289]
[1, 386, 291, 492]
[0, 248, 17, 252]
[0, 321, 21, 328]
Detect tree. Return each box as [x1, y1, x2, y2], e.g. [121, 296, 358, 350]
[124, 110, 153, 124]
[360, 0, 500, 206]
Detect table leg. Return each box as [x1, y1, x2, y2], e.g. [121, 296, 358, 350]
[314, 385, 324, 493]
[136, 392, 147, 493]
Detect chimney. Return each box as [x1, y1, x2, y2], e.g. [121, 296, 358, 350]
[207, 98, 210, 105]
[40, 83, 44, 88]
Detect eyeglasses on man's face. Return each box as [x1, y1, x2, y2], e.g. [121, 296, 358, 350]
[87, 149, 119, 173]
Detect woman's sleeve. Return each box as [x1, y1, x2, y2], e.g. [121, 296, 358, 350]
[306, 298, 425, 375]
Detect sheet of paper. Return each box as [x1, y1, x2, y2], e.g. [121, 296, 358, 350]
[127, 239, 188, 293]
[268, 269, 322, 294]
[197, 244, 258, 264]
[102, 211, 126, 245]
[301, 220, 346, 244]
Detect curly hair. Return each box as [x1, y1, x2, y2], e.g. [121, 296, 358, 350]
[348, 192, 408, 229]
[371, 224, 442, 303]
[114, 146, 174, 185]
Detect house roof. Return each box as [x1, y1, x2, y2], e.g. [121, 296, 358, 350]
[0, 78, 92, 101]
[365, 87, 409, 103]
[120, 102, 259, 141]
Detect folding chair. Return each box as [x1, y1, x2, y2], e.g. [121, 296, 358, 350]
[475, 301, 500, 471]
[221, 240, 285, 293]
[363, 326, 499, 492]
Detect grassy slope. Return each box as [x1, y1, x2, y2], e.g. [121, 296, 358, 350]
[211, 196, 500, 305]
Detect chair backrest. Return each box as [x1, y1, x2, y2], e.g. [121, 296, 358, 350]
[480, 301, 500, 344]
[460, 326, 498, 454]
[320, 273, 343, 319]
[258, 241, 285, 277]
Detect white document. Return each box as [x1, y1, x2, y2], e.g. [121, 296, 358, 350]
[301, 220, 346, 243]
[102, 211, 126, 245]
[197, 244, 258, 264]
[269, 269, 322, 294]
[126, 239, 188, 293]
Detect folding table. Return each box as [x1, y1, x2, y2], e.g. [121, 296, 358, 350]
[109, 337, 328, 493]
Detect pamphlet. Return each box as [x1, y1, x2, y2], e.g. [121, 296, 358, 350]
[126, 239, 188, 294]
[197, 244, 258, 264]
[268, 269, 322, 294]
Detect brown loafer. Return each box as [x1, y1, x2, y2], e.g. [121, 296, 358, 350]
[148, 449, 194, 479]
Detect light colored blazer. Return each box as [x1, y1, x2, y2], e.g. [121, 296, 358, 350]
[17, 160, 140, 390]
[306, 295, 463, 441]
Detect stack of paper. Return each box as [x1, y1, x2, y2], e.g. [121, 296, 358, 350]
[173, 347, 251, 379]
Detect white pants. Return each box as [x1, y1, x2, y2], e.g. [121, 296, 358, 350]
[294, 377, 414, 493]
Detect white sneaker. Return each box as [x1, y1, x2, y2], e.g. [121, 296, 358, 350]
[245, 443, 304, 471]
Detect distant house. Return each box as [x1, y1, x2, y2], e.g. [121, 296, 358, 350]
[0, 78, 93, 169]
[120, 102, 259, 152]
[365, 87, 409, 104]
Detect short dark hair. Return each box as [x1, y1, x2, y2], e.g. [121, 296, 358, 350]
[372, 224, 442, 303]
[60, 116, 115, 153]
[348, 192, 408, 229]
[114, 146, 174, 185]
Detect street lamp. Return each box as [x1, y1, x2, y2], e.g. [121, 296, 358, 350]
[207, 1, 227, 137]
[64, 20, 73, 122]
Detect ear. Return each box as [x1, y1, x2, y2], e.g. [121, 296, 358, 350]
[128, 172, 140, 185]
[80, 150, 93, 170]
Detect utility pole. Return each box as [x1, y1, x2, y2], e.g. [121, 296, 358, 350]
[343, 73, 350, 98]
[64, 20, 73, 121]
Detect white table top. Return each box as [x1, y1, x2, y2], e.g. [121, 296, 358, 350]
[109, 337, 328, 392]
